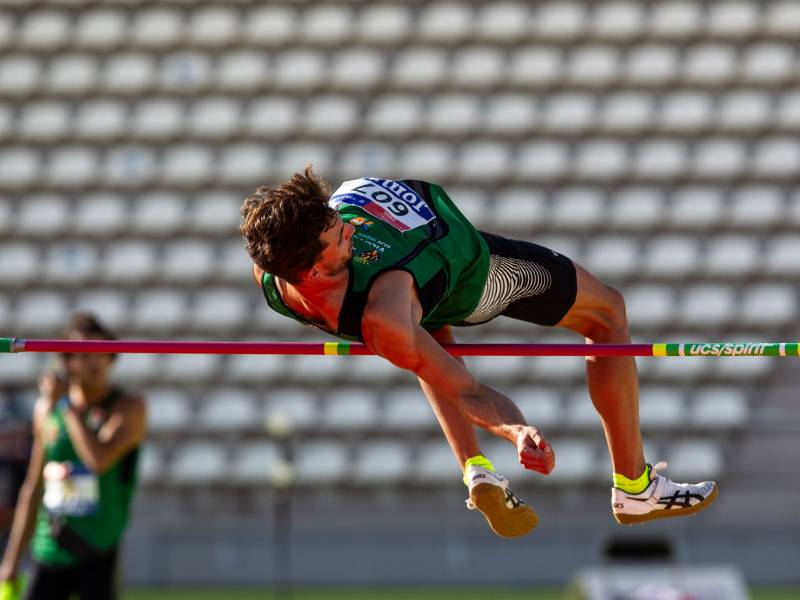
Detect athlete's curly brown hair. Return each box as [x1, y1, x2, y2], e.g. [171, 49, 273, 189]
[240, 166, 337, 283]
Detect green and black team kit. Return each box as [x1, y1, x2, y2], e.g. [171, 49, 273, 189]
[26, 389, 139, 600]
[262, 178, 578, 341]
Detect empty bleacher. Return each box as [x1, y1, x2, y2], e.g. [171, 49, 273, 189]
[0, 1, 796, 501]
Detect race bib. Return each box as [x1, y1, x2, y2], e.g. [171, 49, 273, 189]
[330, 178, 436, 232]
[43, 461, 99, 517]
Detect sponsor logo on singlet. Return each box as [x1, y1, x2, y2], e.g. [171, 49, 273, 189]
[330, 178, 436, 232]
[354, 249, 381, 265]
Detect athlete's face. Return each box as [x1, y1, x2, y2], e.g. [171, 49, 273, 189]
[314, 216, 355, 277]
[60, 334, 115, 386]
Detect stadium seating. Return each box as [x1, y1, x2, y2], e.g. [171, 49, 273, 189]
[0, 0, 790, 496]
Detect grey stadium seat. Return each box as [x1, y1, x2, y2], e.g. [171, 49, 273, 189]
[0, 56, 41, 96]
[357, 5, 411, 45]
[132, 193, 185, 234]
[418, 3, 474, 42]
[244, 6, 296, 46]
[17, 195, 69, 237]
[131, 289, 188, 330]
[197, 388, 259, 432]
[19, 101, 70, 140]
[145, 388, 193, 433]
[161, 354, 220, 384]
[71, 199, 117, 241]
[103, 241, 157, 283]
[170, 442, 228, 485]
[353, 442, 411, 485]
[74, 290, 129, 330]
[264, 389, 318, 432]
[320, 389, 378, 432]
[294, 441, 349, 485]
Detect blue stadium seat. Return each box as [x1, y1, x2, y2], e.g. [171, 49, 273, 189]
[45, 242, 98, 284]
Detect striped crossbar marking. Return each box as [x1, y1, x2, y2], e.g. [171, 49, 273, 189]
[323, 342, 350, 355]
[652, 344, 667, 357]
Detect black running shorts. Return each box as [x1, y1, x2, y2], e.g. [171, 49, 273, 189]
[461, 232, 578, 327]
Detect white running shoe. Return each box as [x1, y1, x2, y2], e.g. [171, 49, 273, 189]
[464, 465, 538, 538]
[612, 461, 719, 525]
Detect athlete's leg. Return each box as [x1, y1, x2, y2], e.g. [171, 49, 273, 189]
[555, 263, 646, 480]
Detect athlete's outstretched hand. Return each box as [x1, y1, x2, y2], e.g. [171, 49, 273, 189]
[516, 426, 555, 475]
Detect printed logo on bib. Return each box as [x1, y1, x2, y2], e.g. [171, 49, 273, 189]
[43, 461, 99, 517]
[330, 178, 435, 232]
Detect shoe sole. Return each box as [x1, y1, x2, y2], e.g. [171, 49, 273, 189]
[614, 484, 719, 525]
[470, 483, 538, 538]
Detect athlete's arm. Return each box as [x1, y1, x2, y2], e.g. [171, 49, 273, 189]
[62, 395, 146, 474]
[362, 270, 554, 474]
[0, 400, 48, 582]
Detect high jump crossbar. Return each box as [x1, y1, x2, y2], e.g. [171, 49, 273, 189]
[1, 338, 798, 358]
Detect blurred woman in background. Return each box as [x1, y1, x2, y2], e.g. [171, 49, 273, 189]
[0, 313, 146, 600]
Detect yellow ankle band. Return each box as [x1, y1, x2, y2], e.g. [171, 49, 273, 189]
[463, 455, 496, 486]
[613, 464, 651, 494]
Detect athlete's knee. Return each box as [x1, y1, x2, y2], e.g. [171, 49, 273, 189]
[583, 285, 630, 342]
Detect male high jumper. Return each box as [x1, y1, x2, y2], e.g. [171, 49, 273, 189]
[240, 168, 717, 538]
